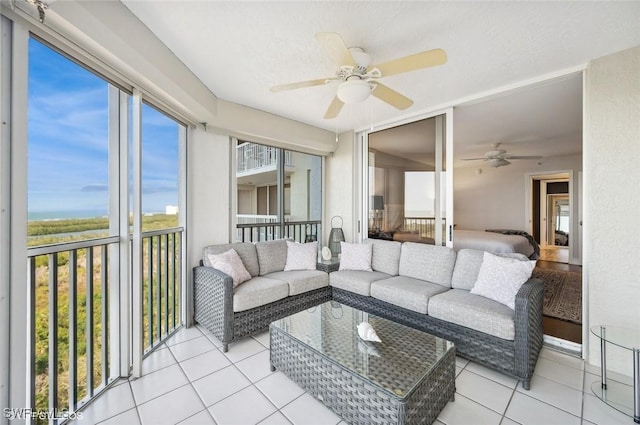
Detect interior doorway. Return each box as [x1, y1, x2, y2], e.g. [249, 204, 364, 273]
[530, 173, 571, 263]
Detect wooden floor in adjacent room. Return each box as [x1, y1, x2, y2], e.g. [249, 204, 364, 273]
[539, 246, 570, 263]
[536, 259, 583, 344]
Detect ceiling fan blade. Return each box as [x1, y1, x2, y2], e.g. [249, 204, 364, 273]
[371, 83, 413, 110]
[369, 48, 447, 77]
[460, 158, 488, 161]
[315, 32, 356, 66]
[271, 78, 337, 92]
[324, 96, 344, 119]
[503, 155, 543, 160]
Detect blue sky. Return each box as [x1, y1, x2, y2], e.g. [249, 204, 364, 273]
[28, 38, 179, 218]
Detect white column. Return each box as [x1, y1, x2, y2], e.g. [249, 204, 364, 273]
[131, 89, 143, 378]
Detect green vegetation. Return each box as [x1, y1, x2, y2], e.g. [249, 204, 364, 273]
[28, 213, 179, 242]
[29, 214, 180, 419]
[28, 217, 110, 237]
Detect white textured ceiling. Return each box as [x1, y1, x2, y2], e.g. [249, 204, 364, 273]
[121, 1, 639, 157]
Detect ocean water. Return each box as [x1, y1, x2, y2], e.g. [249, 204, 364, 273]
[28, 209, 109, 221]
[28, 209, 168, 221]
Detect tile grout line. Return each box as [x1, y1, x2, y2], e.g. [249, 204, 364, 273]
[132, 340, 208, 423]
[178, 342, 272, 422]
[499, 383, 519, 424]
[461, 367, 519, 391]
[164, 328, 206, 348]
[508, 385, 584, 422]
[169, 338, 219, 425]
[257, 410, 293, 425]
[93, 378, 145, 425]
[222, 346, 281, 423]
[90, 326, 612, 425]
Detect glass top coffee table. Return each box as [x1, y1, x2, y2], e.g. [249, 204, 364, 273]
[270, 301, 456, 424]
[590, 325, 640, 423]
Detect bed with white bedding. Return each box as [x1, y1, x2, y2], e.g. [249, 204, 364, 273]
[453, 229, 538, 258]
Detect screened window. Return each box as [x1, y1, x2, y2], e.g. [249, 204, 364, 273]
[28, 38, 111, 243]
[141, 102, 181, 229]
[235, 140, 321, 243]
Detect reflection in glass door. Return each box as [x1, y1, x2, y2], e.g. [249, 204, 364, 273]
[365, 112, 452, 246]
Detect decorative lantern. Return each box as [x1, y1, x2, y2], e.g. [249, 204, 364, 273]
[328, 216, 345, 259]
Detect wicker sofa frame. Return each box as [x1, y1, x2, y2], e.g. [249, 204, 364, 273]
[332, 278, 544, 390]
[193, 259, 543, 389]
[193, 266, 332, 352]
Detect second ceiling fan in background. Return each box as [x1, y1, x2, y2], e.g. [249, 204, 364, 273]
[270, 32, 447, 119]
[461, 143, 543, 168]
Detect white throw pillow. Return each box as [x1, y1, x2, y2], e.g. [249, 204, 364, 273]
[284, 241, 318, 271]
[207, 249, 252, 288]
[470, 251, 536, 309]
[338, 242, 373, 271]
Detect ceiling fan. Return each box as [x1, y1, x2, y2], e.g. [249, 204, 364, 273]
[270, 32, 447, 119]
[461, 143, 542, 168]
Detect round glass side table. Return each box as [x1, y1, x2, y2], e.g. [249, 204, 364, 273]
[590, 325, 640, 423]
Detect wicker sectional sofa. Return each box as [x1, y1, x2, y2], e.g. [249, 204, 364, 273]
[193, 238, 543, 389]
[330, 239, 543, 390]
[193, 239, 331, 352]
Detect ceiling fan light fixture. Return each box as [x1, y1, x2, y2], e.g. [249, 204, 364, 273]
[488, 158, 511, 168]
[337, 79, 371, 104]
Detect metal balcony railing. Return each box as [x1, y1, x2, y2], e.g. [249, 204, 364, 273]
[140, 228, 183, 353]
[236, 219, 321, 243]
[26, 227, 183, 423]
[403, 217, 436, 238]
[236, 143, 292, 173]
[27, 236, 119, 421]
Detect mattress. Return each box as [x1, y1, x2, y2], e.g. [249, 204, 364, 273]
[453, 230, 535, 257]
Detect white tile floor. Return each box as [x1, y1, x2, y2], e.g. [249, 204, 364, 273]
[72, 325, 635, 425]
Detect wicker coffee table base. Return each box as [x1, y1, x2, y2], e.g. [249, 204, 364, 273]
[270, 326, 456, 425]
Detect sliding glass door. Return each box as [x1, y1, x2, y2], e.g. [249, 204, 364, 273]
[364, 111, 453, 247]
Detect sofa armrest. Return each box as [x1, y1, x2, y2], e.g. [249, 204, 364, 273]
[193, 266, 234, 343]
[513, 277, 544, 384]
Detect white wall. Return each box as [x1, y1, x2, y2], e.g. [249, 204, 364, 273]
[454, 154, 582, 231]
[288, 152, 311, 221]
[325, 131, 356, 245]
[585, 45, 640, 375]
[187, 129, 231, 270]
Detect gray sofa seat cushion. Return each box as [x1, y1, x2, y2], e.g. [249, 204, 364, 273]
[329, 270, 391, 296]
[427, 289, 515, 340]
[255, 239, 289, 275]
[399, 242, 457, 287]
[365, 238, 402, 275]
[232, 276, 289, 312]
[266, 270, 329, 296]
[452, 248, 530, 290]
[370, 276, 449, 314]
[203, 243, 260, 277]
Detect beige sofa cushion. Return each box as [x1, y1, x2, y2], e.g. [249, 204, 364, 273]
[232, 276, 289, 312]
[204, 243, 260, 277]
[364, 238, 402, 276]
[255, 239, 289, 275]
[399, 242, 457, 287]
[267, 270, 329, 296]
[370, 276, 449, 314]
[452, 248, 530, 290]
[329, 270, 390, 296]
[428, 289, 515, 340]
[205, 249, 251, 288]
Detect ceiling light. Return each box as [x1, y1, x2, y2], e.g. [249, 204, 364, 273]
[337, 79, 371, 104]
